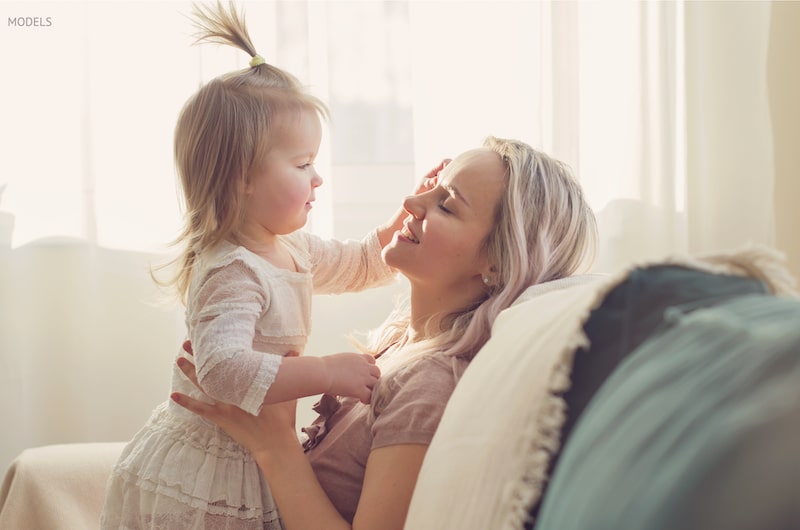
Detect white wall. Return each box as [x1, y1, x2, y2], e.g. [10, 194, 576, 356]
[0, 242, 181, 470]
[768, 2, 800, 282]
[685, 1, 800, 280]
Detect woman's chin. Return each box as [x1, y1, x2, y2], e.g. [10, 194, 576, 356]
[381, 246, 406, 271]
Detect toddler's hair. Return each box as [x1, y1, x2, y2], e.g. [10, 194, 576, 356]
[158, 1, 328, 302]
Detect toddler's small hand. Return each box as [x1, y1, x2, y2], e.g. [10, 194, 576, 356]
[414, 158, 451, 195]
[322, 353, 381, 404]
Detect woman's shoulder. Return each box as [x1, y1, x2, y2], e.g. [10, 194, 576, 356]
[370, 353, 467, 447]
[390, 353, 467, 400]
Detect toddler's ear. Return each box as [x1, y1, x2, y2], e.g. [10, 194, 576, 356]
[182, 339, 194, 355]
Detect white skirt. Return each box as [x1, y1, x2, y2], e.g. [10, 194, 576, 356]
[101, 401, 283, 530]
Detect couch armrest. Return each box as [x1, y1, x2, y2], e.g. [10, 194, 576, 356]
[0, 442, 125, 530]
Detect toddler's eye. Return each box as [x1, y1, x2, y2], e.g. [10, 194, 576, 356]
[438, 202, 451, 214]
[298, 163, 312, 170]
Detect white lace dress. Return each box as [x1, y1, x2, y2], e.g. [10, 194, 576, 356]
[101, 230, 394, 530]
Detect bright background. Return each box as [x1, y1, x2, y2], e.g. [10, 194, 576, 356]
[1, 0, 798, 471]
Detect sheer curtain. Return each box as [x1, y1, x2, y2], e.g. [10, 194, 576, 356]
[0, 1, 779, 471]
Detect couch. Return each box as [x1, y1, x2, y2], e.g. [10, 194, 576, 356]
[2, 249, 799, 529]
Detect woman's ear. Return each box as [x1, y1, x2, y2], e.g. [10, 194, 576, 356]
[481, 265, 498, 288]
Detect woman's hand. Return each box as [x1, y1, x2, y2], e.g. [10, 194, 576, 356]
[171, 352, 299, 462]
[175, 345, 423, 530]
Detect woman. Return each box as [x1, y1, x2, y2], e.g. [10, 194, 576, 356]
[172, 136, 598, 530]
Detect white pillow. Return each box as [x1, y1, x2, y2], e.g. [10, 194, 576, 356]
[404, 274, 613, 530]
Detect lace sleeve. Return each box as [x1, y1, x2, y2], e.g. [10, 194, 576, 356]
[189, 258, 281, 415]
[300, 229, 395, 294]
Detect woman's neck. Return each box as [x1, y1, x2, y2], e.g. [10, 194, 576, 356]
[407, 284, 483, 339]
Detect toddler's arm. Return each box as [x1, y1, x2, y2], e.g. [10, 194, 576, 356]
[264, 352, 380, 405]
[184, 339, 380, 406]
[305, 159, 450, 294]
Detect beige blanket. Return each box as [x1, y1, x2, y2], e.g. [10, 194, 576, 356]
[0, 443, 124, 529]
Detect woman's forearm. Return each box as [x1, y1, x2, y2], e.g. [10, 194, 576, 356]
[255, 429, 351, 530]
[171, 356, 418, 530]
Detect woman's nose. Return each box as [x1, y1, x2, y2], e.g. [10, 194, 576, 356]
[402, 194, 424, 219]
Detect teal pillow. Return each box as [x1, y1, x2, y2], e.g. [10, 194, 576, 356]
[535, 293, 800, 530]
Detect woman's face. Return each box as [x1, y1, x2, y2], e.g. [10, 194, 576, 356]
[383, 147, 506, 298]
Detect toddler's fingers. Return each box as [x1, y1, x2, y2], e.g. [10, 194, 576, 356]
[359, 387, 373, 405]
[427, 158, 450, 178]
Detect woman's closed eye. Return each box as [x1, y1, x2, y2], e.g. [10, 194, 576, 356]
[438, 201, 452, 214]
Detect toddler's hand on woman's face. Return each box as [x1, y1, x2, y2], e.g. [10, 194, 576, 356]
[414, 158, 451, 195]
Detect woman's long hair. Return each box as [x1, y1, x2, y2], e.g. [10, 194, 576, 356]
[366, 136, 598, 415]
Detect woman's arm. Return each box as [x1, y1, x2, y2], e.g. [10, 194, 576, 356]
[172, 357, 427, 530]
[353, 444, 427, 529]
[249, 427, 426, 530]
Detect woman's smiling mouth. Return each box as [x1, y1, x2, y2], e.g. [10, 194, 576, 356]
[399, 224, 419, 244]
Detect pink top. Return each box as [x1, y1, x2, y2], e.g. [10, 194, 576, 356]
[302, 353, 467, 522]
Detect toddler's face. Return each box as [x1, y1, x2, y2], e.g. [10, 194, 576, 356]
[243, 109, 323, 239]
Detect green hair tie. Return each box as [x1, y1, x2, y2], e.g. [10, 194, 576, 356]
[249, 54, 266, 68]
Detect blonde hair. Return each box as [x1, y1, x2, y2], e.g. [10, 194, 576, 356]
[157, 1, 328, 302]
[367, 136, 598, 414]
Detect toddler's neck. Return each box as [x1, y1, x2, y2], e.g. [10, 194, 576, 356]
[238, 234, 298, 272]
